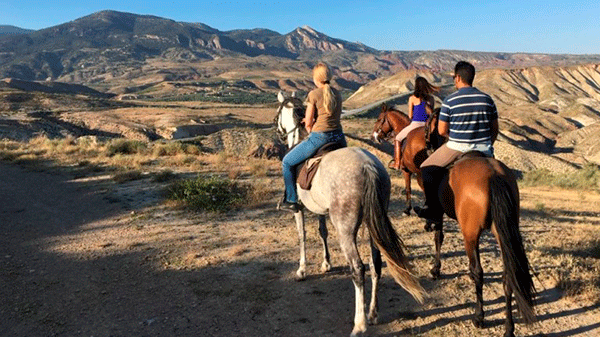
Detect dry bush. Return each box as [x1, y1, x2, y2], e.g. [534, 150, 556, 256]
[227, 168, 241, 180]
[113, 170, 143, 183]
[183, 144, 201, 155]
[544, 241, 600, 303]
[152, 169, 176, 182]
[248, 178, 279, 206]
[247, 158, 270, 177]
[152, 142, 185, 157]
[106, 139, 147, 156]
[521, 163, 600, 190]
[109, 154, 147, 169]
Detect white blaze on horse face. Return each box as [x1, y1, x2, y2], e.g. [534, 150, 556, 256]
[372, 131, 380, 143]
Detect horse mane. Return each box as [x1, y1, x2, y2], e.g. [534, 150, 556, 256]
[425, 107, 444, 151]
[285, 96, 306, 125]
[273, 96, 305, 124]
[383, 104, 410, 124]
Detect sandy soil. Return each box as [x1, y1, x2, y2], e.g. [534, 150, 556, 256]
[1, 159, 599, 337]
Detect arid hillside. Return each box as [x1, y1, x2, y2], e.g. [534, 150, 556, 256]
[345, 63, 600, 165]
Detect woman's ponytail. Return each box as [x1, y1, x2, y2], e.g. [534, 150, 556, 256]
[313, 63, 337, 114]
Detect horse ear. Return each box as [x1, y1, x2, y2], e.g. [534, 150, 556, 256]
[277, 91, 285, 103]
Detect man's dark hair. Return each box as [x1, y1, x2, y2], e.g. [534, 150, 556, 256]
[455, 61, 475, 86]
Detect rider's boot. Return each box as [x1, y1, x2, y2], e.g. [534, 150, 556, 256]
[389, 140, 402, 170]
[414, 165, 446, 226]
[278, 192, 300, 212]
[279, 201, 300, 212]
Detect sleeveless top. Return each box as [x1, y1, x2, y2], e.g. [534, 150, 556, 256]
[306, 87, 343, 132]
[412, 99, 427, 122]
[412, 100, 428, 122]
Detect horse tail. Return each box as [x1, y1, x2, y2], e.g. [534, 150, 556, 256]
[490, 175, 536, 324]
[362, 163, 426, 304]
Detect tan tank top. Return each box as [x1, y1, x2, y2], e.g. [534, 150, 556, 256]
[306, 87, 343, 132]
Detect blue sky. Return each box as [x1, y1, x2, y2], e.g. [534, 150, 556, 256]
[2, 0, 599, 54]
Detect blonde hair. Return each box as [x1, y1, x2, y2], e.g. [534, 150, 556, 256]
[313, 62, 336, 114]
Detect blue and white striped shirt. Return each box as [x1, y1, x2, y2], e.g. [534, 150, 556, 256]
[439, 87, 498, 144]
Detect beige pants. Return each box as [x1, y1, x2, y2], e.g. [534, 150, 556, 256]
[395, 121, 426, 142]
[420, 144, 462, 168]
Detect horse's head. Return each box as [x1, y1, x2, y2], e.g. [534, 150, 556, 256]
[274, 91, 306, 148]
[425, 107, 445, 151]
[371, 104, 395, 143]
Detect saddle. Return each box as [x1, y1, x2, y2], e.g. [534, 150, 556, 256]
[296, 142, 346, 190]
[447, 150, 489, 169]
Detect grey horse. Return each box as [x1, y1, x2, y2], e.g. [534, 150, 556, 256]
[275, 91, 426, 336]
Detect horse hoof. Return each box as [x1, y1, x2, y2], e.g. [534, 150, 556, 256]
[368, 313, 378, 325]
[296, 269, 306, 281]
[321, 261, 332, 273]
[351, 323, 367, 336]
[472, 317, 485, 329]
[430, 268, 440, 279]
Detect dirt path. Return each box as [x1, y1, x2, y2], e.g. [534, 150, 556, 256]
[1, 162, 599, 336]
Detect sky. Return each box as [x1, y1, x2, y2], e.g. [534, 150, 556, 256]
[2, 0, 599, 55]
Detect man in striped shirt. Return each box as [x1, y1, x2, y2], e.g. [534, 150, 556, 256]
[415, 61, 499, 226]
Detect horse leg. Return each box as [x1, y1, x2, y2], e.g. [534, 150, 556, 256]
[503, 270, 515, 337]
[345, 239, 366, 336]
[464, 234, 484, 328]
[332, 212, 367, 336]
[318, 215, 331, 273]
[430, 225, 444, 279]
[367, 237, 382, 325]
[416, 171, 424, 191]
[403, 171, 412, 215]
[294, 210, 307, 280]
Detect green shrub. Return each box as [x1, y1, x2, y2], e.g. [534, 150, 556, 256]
[106, 139, 147, 156]
[520, 163, 600, 190]
[166, 175, 248, 212]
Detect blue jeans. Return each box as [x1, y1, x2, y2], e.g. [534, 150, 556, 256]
[282, 130, 346, 203]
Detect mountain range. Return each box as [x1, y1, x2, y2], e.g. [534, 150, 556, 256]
[0, 25, 34, 36]
[2, 10, 600, 93]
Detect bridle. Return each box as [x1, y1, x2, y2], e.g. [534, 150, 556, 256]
[373, 111, 395, 141]
[274, 96, 305, 142]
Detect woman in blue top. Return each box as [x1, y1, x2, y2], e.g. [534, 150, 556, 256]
[390, 76, 439, 170]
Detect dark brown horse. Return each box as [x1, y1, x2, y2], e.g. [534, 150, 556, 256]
[424, 110, 536, 337]
[371, 103, 429, 215]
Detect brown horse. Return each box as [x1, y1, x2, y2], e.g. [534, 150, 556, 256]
[371, 103, 429, 215]
[424, 110, 536, 337]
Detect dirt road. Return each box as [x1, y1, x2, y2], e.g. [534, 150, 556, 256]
[1, 162, 599, 336]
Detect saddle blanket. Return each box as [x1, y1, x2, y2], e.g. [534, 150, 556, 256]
[297, 142, 345, 190]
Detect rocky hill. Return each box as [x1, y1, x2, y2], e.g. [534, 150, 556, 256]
[2, 10, 600, 94]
